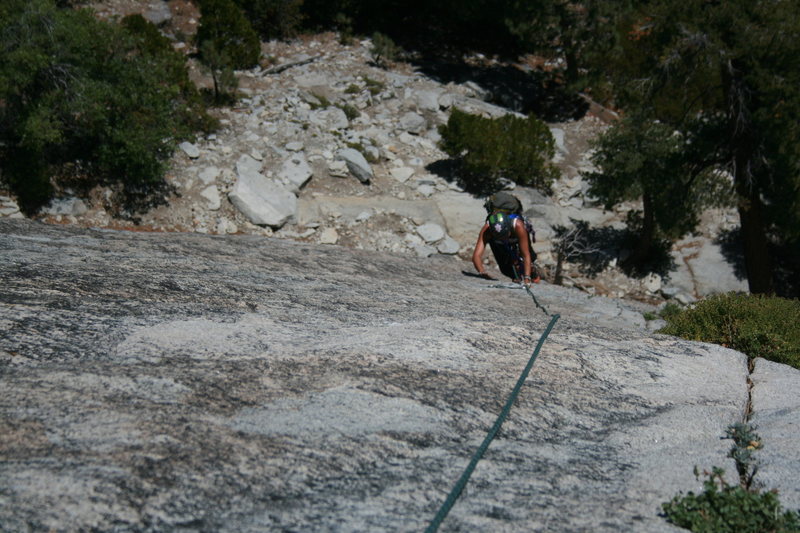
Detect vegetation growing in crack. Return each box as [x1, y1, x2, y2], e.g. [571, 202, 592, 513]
[663, 423, 800, 532]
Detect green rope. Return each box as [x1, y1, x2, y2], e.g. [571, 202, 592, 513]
[524, 284, 550, 317]
[424, 312, 560, 533]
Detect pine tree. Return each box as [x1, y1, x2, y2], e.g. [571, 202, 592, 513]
[596, 0, 800, 294]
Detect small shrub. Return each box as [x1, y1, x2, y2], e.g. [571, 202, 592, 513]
[659, 302, 684, 321]
[345, 142, 377, 163]
[438, 108, 558, 194]
[334, 12, 354, 45]
[308, 92, 332, 109]
[336, 103, 360, 121]
[663, 424, 800, 532]
[199, 40, 240, 105]
[658, 293, 800, 369]
[364, 76, 385, 95]
[197, 0, 260, 69]
[370, 32, 400, 67]
[663, 467, 800, 532]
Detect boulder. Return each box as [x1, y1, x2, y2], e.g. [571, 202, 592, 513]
[750, 358, 800, 510]
[309, 108, 349, 131]
[179, 142, 200, 159]
[415, 90, 441, 111]
[416, 222, 445, 243]
[278, 153, 313, 193]
[336, 148, 372, 184]
[228, 169, 297, 229]
[390, 167, 415, 183]
[399, 112, 427, 133]
[198, 167, 221, 185]
[327, 160, 349, 178]
[200, 186, 221, 211]
[318, 227, 339, 244]
[41, 197, 88, 217]
[286, 141, 304, 152]
[437, 235, 461, 255]
[143, 3, 172, 26]
[236, 154, 262, 176]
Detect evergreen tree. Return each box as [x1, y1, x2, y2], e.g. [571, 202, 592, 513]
[197, 0, 261, 70]
[596, 0, 800, 293]
[585, 115, 731, 268]
[506, 0, 633, 90]
[0, 0, 214, 213]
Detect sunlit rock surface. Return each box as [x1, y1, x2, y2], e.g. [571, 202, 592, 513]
[1, 219, 790, 532]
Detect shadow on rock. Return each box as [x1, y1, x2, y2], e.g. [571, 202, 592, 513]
[425, 159, 502, 197]
[715, 228, 799, 298]
[715, 228, 747, 282]
[554, 221, 675, 280]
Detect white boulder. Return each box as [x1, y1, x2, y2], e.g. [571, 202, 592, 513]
[416, 223, 445, 244]
[229, 169, 297, 229]
[337, 148, 372, 183]
[278, 153, 313, 193]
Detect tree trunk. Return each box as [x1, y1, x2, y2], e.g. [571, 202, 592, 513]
[723, 59, 775, 294]
[736, 178, 775, 294]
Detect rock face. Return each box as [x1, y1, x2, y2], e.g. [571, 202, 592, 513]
[2, 219, 795, 532]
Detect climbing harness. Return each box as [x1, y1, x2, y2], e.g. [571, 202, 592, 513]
[425, 278, 559, 532]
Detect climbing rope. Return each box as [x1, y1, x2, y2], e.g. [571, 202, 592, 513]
[424, 280, 560, 532]
[524, 283, 550, 317]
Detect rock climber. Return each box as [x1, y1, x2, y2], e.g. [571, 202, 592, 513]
[472, 192, 540, 286]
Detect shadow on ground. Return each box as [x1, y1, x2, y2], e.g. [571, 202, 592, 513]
[716, 228, 799, 298]
[410, 52, 588, 122]
[715, 228, 747, 281]
[554, 221, 676, 280]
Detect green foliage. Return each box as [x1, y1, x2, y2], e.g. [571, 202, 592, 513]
[369, 32, 400, 67]
[659, 293, 800, 369]
[232, 0, 304, 40]
[199, 40, 240, 105]
[308, 91, 332, 109]
[663, 467, 800, 532]
[663, 424, 800, 532]
[658, 302, 683, 321]
[726, 423, 762, 488]
[506, 0, 633, 91]
[600, 0, 800, 293]
[335, 103, 359, 121]
[333, 12, 355, 45]
[438, 108, 558, 194]
[0, 0, 214, 213]
[197, 0, 260, 70]
[363, 76, 385, 95]
[585, 115, 731, 268]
